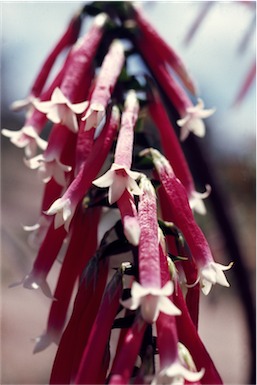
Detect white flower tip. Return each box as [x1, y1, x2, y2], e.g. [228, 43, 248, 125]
[95, 12, 109, 27]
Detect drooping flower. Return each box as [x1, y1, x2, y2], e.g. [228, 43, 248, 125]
[133, 4, 197, 95]
[176, 98, 215, 141]
[151, 246, 204, 385]
[122, 175, 180, 323]
[50, 255, 109, 385]
[93, 90, 141, 204]
[34, 87, 88, 133]
[108, 315, 147, 385]
[135, 36, 215, 141]
[144, 148, 232, 295]
[2, 125, 47, 158]
[46, 106, 120, 231]
[74, 269, 123, 384]
[82, 39, 125, 131]
[24, 123, 76, 187]
[148, 87, 211, 214]
[33, 206, 101, 353]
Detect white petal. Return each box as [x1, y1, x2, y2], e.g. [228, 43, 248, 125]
[46, 106, 62, 124]
[68, 100, 88, 114]
[141, 295, 160, 323]
[51, 87, 68, 104]
[33, 100, 53, 114]
[109, 174, 127, 204]
[62, 110, 78, 133]
[189, 118, 205, 137]
[158, 296, 181, 316]
[131, 281, 150, 298]
[93, 169, 114, 188]
[46, 197, 66, 215]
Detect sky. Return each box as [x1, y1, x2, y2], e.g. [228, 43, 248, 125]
[1, 1, 256, 160]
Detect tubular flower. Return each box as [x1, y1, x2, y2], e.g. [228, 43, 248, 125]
[5, 4, 237, 385]
[148, 88, 210, 214]
[145, 148, 232, 295]
[93, 90, 141, 204]
[176, 98, 216, 141]
[122, 176, 180, 323]
[82, 39, 125, 131]
[2, 125, 47, 158]
[24, 123, 76, 186]
[46, 106, 120, 230]
[34, 87, 88, 133]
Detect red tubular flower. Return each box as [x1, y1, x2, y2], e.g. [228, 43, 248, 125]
[46, 105, 120, 231]
[145, 148, 232, 295]
[50, 256, 109, 384]
[33, 206, 101, 353]
[108, 315, 147, 385]
[24, 123, 76, 187]
[93, 90, 141, 205]
[82, 39, 125, 131]
[133, 5, 197, 95]
[74, 270, 123, 384]
[117, 189, 140, 246]
[122, 176, 180, 323]
[135, 37, 215, 141]
[173, 282, 223, 385]
[148, 88, 210, 214]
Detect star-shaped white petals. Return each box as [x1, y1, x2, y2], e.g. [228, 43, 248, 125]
[151, 362, 205, 385]
[177, 98, 215, 141]
[93, 163, 142, 205]
[24, 154, 72, 187]
[122, 281, 181, 323]
[200, 261, 233, 295]
[189, 184, 211, 215]
[46, 197, 75, 231]
[34, 87, 88, 133]
[2, 125, 47, 158]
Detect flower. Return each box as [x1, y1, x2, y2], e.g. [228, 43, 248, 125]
[177, 98, 215, 141]
[34, 87, 88, 132]
[25, 153, 72, 187]
[2, 125, 47, 158]
[46, 197, 75, 231]
[93, 163, 141, 205]
[81, 40, 125, 131]
[189, 184, 211, 215]
[199, 261, 233, 295]
[122, 280, 180, 323]
[151, 361, 205, 385]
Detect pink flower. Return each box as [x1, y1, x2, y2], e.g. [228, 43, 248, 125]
[177, 98, 215, 141]
[134, 5, 197, 95]
[74, 269, 123, 384]
[145, 148, 232, 295]
[117, 190, 141, 246]
[33, 206, 101, 353]
[93, 90, 141, 204]
[50, 256, 109, 384]
[82, 39, 125, 131]
[46, 106, 120, 231]
[148, 88, 211, 215]
[34, 87, 88, 133]
[24, 123, 76, 187]
[2, 125, 47, 158]
[122, 176, 180, 323]
[108, 315, 147, 385]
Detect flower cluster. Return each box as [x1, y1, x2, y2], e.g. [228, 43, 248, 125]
[4, 2, 233, 384]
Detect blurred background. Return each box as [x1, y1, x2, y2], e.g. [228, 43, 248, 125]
[1, 1, 256, 384]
